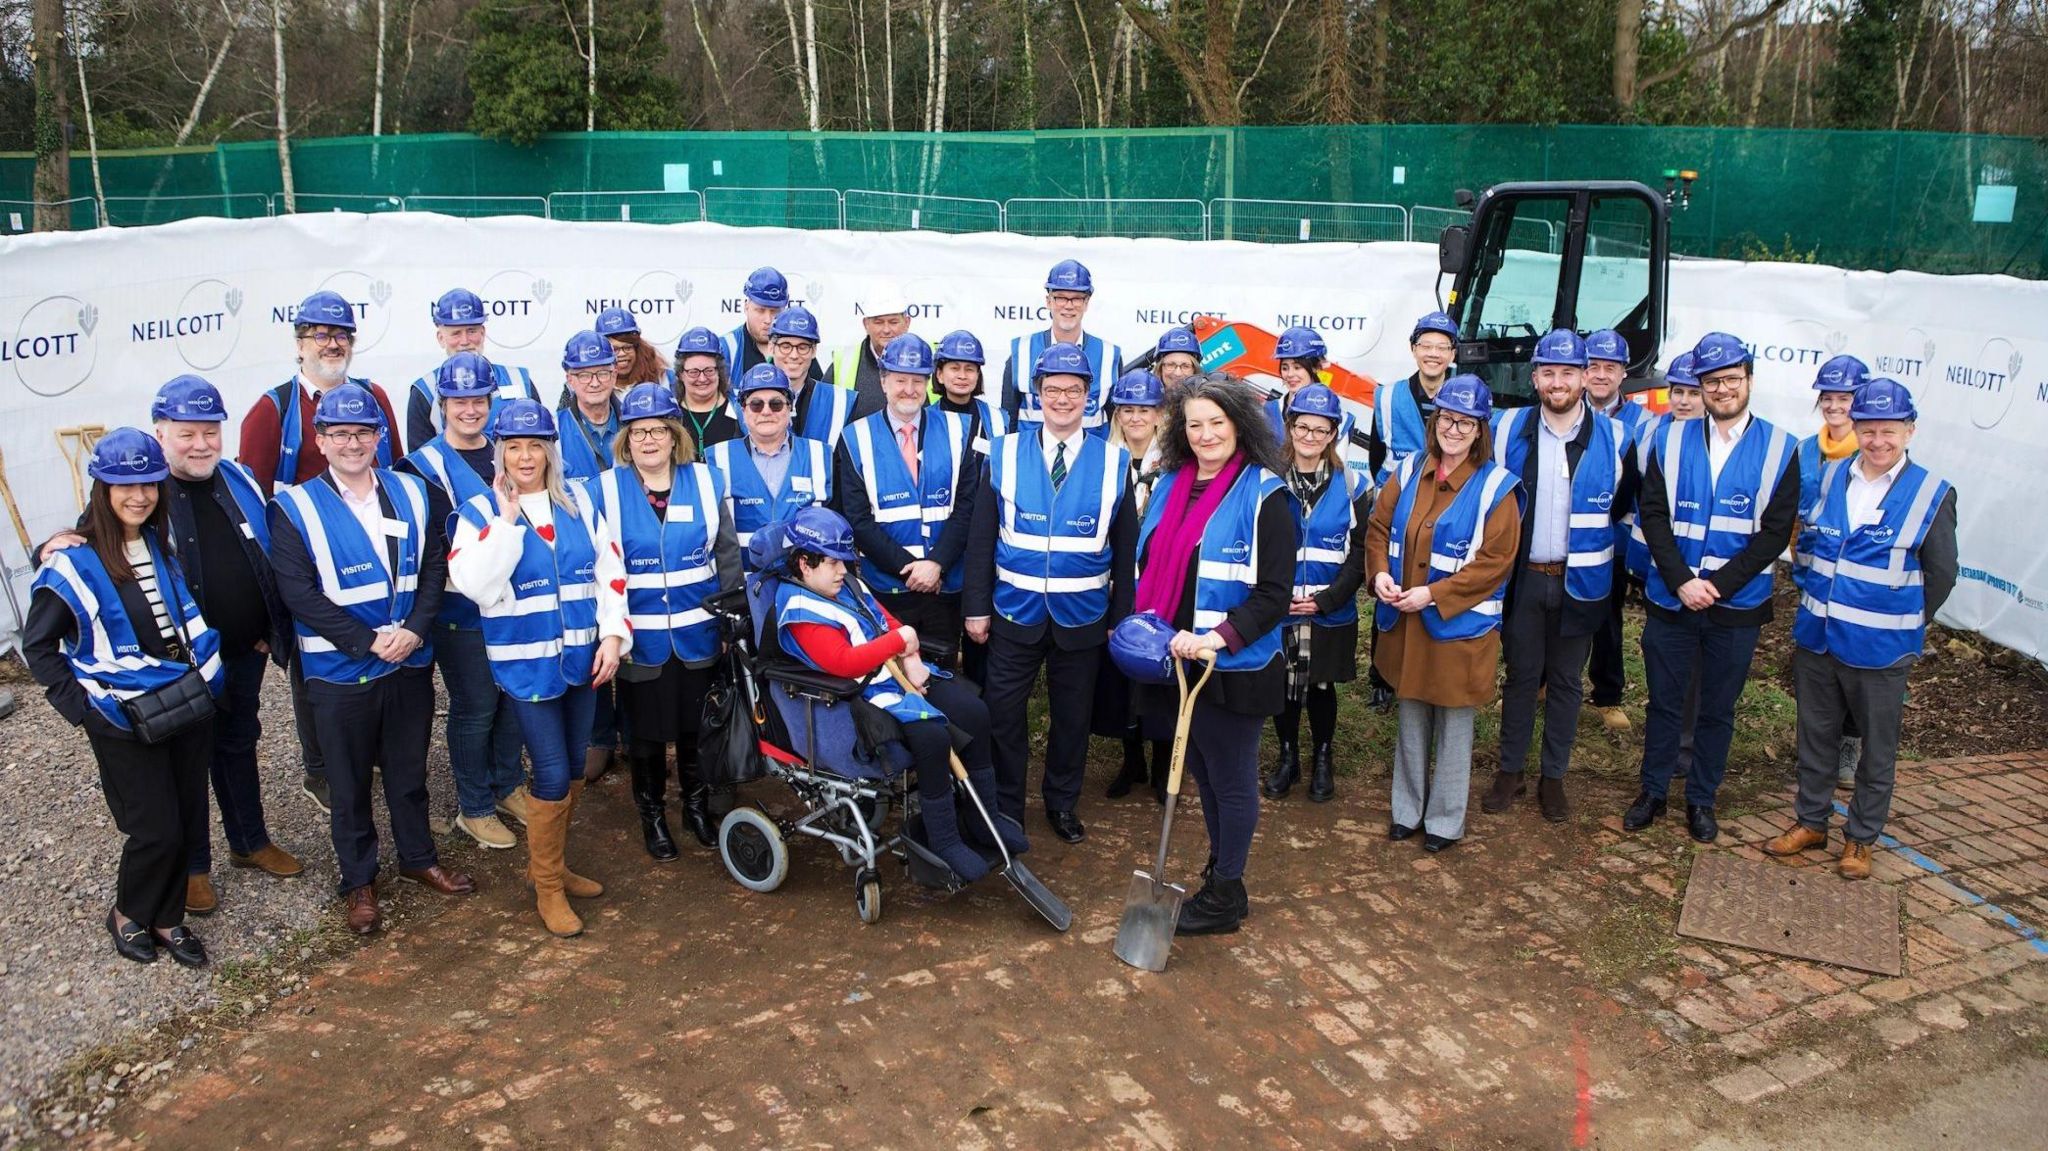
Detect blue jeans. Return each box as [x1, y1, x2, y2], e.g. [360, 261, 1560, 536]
[588, 680, 625, 752]
[1639, 611, 1761, 808]
[189, 648, 273, 874]
[435, 626, 527, 818]
[507, 686, 598, 802]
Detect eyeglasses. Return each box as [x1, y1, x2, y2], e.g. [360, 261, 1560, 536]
[1047, 293, 1090, 306]
[627, 426, 672, 441]
[679, 367, 721, 380]
[318, 428, 380, 445]
[770, 341, 814, 355]
[1290, 423, 1335, 439]
[1040, 385, 1088, 401]
[1438, 416, 1480, 434]
[1412, 340, 1454, 354]
[746, 397, 790, 413]
[1701, 376, 1748, 393]
[300, 331, 353, 346]
[567, 369, 614, 385]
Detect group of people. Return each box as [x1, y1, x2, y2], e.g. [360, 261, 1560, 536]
[23, 257, 1959, 967]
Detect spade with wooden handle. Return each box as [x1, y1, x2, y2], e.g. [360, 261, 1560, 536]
[1114, 649, 1217, 973]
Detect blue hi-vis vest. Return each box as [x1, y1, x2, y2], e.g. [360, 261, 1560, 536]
[1790, 432, 1855, 587]
[1644, 415, 1797, 614]
[1374, 376, 1431, 485]
[793, 380, 857, 450]
[1009, 331, 1123, 437]
[214, 459, 273, 553]
[1602, 401, 1651, 568]
[1139, 466, 1289, 671]
[1492, 405, 1625, 603]
[268, 378, 393, 485]
[402, 436, 494, 628]
[1265, 392, 1375, 490]
[1793, 457, 1950, 669]
[988, 431, 1126, 629]
[935, 396, 1008, 456]
[273, 472, 433, 684]
[456, 488, 603, 701]
[1284, 467, 1368, 628]
[34, 539, 225, 732]
[844, 410, 971, 595]
[408, 363, 540, 438]
[720, 325, 751, 373]
[1623, 413, 1682, 578]
[588, 464, 724, 667]
[705, 435, 832, 567]
[557, 400, 619, 483]
[774, 580, 945, 727]
[1376, 455, 1519, 641]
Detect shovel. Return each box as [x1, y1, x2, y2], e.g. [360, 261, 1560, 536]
[1114, 649, 1216, 973]
[885, 659, 1073, 931]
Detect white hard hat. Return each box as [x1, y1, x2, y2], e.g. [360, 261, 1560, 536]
[858, 282, 912, 318]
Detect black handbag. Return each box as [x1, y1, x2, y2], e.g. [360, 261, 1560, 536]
[698, 654, 766, 787]
[118, 608, 216, 744]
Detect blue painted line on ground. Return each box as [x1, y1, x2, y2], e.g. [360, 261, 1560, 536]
[1835, 799, 2048, 955]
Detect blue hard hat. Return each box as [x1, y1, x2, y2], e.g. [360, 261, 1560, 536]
[1813, 354, 1870, 393]
[151, 374, 227, 422]
[674, 326, 725, 362]
[782, 506, 858, 563]
[620, 382, 682, 423]
[1109, 369, 1165, 408]
[490, 398, 557, 440]
[1434, 374, 1493, 423]
[594, 306, 639, 338]
[88, 428, 170, 485]
[434, 352, 497, 399]
[1666, 352, 1700, 389]
[1275, 326, 1327, 362]
[562, 330, 616, 371]
[1155, 326, 1202, 359]
[1044, 259, 1095, 295]
[1585, 329, 1630, 365]
[431, 288, 486, 327]
[1033, 341, 1094, 383]
[879, 333, 935, 377]
[742, 267, 791, 308]
[934, 329, 986, 366]
[1689, 332, 1752, 375]
[295, 290, 356, 331]
[1286, 383, 1344, 424]
[313, 383, 385, 429]
[1849, 378, 1917, 422]
[1109, 613, 1178, 685]
[1410, 311, 1458, 344]
[737, 363, 792, 396]
[1532, 328, 1589, 368]
[768, 305, 821, 343]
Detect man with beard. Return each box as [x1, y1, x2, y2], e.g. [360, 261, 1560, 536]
[403, 287, 541, 452]
[999, 260, 1124, 439]
[1480, 330, 1634, 822]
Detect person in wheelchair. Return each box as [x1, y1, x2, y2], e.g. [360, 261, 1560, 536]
[769, 507, 1016, 882]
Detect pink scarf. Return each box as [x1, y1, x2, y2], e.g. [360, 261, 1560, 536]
[1134, 452, 1247, 619]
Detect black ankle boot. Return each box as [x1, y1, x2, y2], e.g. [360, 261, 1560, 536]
[1175, 877, 1247, 935]
[1263, 741, 1301, 798]
[1106, 735, 1146, 799]
[677, 746, 716, 848]
[628, 749, 677, 862]
[1307, 743, 1335, 803]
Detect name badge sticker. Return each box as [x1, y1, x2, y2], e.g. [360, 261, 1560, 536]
[381, 518, 410, 538]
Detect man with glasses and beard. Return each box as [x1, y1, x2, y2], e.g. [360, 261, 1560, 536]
[999, 260, 1124, 439]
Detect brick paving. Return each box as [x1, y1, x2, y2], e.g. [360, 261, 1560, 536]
[77, 751, 2048, 1148]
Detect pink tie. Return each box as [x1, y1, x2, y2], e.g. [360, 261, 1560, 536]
[898, 425, 919, 483]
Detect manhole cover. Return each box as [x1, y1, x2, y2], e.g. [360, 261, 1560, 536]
[1677, 851, 1901, 975]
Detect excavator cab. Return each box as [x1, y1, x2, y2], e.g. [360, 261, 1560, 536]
[1435, 180, 1670, 406]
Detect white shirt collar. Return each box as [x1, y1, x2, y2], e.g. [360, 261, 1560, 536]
[887, 408, 921, 438]
[1709, 410, 1752, 445]
[1041, 426, 1087, 459]
[1852, 452, 1909, 487]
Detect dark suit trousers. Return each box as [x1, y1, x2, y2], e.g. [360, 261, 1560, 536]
[91, 719, 213, 930]
[1499, 568, 1597, 780]
[982, 630, 1101, 819]
[310, 665, 439, 893]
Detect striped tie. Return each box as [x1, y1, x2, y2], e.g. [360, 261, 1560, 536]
[1051, 441, 1068, 490]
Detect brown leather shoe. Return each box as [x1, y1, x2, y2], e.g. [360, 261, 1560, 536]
[399, 865, 477, 896]
[345, 885, 381, 934]
[1537, 775, 1570, 823]
[1479, 771, 1526, 814]
[185, 874, 218, 916]
[1764, 825, 1828, 857]
[229, 843, 305, 878]
[1839, 840, 1873, 880]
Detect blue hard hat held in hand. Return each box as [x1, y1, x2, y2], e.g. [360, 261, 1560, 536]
[314, 383, 386, 430]
[768, 305, 821, 344]
[1410, 311, 1458, 344]
[879, 333, 936, 377]
[431, 288, 486, 327]
[620, 382, 681, 422]
[1287, 383, 1344, 423]
[1109, 613, 1179, 685]
[738, 363, 792, 396]
[88, 428, 170, 485]
[151, 374, 228, 422]
[935, 330, 986, 365]
[1849, 377, 1917, 422]
[675, 326, 725, 361]
[491, 398, 558, 440]
[1034, 341, 1094, 383]
[295, 290, 356, 331]
[1045, 259, 1096, 295]
[1434, 374, 1493, 423]
[1109, 369, 1165, 409]
[435, 351, 497, 398]
[1532, 328, 1588, 368]
[783, 506, 859, 563]
[1275, 326, 1327, 362]
[1813, 354, 1870, 393]
[743, 267, 791, 308]
[562, 330, 616, 371]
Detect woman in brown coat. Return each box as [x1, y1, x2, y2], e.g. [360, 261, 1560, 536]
[1366, 376, 1521, 852]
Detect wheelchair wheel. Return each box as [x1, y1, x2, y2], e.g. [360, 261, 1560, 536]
[854, 867, 883, 925]
[719, 808, 789, 893]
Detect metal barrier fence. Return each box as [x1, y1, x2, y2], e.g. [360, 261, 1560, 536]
[547, 190, 705, 224]
[1211, 198, 1410, 244]
[704, 186, 843, 230]
[1002, 197, 1210, 241]
[843, 190, 1003, 234]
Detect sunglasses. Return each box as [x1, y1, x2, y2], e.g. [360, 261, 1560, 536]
[746, 397, 790, 413]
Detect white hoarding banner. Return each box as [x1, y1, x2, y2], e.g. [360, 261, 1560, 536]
[2, 215, 2042, 662]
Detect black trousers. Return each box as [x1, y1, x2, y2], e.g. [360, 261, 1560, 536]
[877, 591, 964, 661]
[1499, 568, 1598, 780]
[91, 718, 213, 930]
[1588, 567, 1628, 707]
[288, 647, 326, 779]
[309, 665, 439, 893]
[982, 631, 1101, 820]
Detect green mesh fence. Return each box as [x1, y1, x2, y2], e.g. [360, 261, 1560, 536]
[1, 127, 2041, 276]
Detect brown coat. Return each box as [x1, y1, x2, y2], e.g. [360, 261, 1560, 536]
[1365, 454, 1522, 708]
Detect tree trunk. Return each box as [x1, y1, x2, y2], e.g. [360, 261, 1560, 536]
[1113, 0, 1244, 124]
[1072, 0, 1105, 126]
[272, 0, 294, 212]
[802, 0, 821, 131]
[920, 0, 935, 130]
[1370, 0, 1388, 120]
[1613, 0, 1641, 113]
[372, 0, 387, 133]
[780, 0, 810, 124]
[855, 0, 872, 128]
[586, 0, 596, 131]
[884, 0, 895, 130]
[30, 0, 69, 229]
[686, 0, 733, 126]
[933, 0, 949, 131]
[68, 9, 105, 221]
[1745, 16, 1775, 125]
[175, 16, 238, 146]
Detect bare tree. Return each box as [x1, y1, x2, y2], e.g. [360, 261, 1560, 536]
[173, 0, 241, 146]
[31, 0, 71, 228]
[686, 0, 734, 126]
[372, 0, 387, 134]
[271, 0, 294, 212]
[1114, 0, 1298, 125]
[67, 2, 106, 220]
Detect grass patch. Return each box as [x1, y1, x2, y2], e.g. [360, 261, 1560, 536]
[1582, 897, 1682, 983]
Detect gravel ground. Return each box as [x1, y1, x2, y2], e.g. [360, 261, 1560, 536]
[0, 658, 476, 1145]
